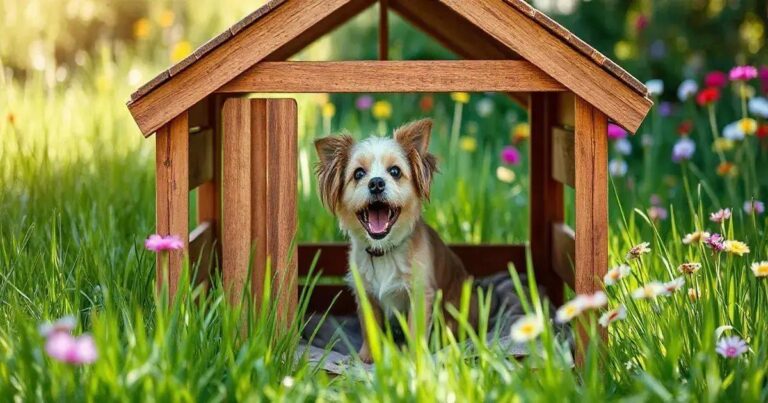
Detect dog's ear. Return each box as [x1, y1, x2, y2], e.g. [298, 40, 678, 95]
[394, 119, 438, 200]
[314, 134, 355, 214]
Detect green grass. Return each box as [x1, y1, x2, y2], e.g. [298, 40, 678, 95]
[2, 2, 768, 401]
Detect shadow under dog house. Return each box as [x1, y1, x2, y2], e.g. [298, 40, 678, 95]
[126, 0, 652, 349]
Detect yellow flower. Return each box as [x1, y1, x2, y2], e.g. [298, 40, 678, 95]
[133, 18, 151, 39]
[723, 240, 750, 256]
[158, 10, 175, 28]
[713, 138, 734, 152]
[459, 136, 477, 152]
[512, 123, 530, 142]
[496, 166, 515, 183]
[751, 261, 768, 277]
[322, 103, 336, 118]
[614, 40, 634, 60]
[739, 118, 757, 135]
[171, 41, 193, 63]
[372, 100, 392, 120]
[451, 92, 470, 104]
[510, 314, 543, 342]
[682, 231, 711, 245]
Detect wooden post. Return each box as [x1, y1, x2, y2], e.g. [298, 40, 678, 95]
[251, 98, 298, 325]
[574, 96, 609, 364]
[379, 0, 389, 60]
[221, 98, 252, 305]
[155, 112, 190, 299]
[529, 93, 564, 306]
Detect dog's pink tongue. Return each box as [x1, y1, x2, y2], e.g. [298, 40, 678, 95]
[368, 209, 388, 233]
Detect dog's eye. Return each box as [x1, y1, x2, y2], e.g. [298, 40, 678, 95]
[353, 168, 366, 181]
[388, 166, 401, 179]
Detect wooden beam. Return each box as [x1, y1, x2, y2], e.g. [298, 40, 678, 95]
[529, 93, 564, 305]
[189, 221, 215, 285]
[189, 98, 212, 130]
[155, 112, 189, 299]
[551, 223, 575, 288]
[574, 96, 609, 364]
[221, 98, 252, 305]
[219, 61, 565, 93]
[551, 126, 575, 188]
[379, 0, 389, 60]
[189, 128, 214, 190]
[128, 0, 373, 136]
[251, 98, 298, 325]
[196, 96, 223, 275]
[438, 0, 652, 133]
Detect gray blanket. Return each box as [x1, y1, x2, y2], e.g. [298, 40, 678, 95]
[299, 273, 572, 373]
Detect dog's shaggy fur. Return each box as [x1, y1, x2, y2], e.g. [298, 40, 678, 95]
[314, 119, 476, 363]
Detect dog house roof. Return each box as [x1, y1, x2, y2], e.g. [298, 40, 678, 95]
[127, 0, 651, 137]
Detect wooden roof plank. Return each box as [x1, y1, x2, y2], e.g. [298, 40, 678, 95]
[439, 0, 651, 132]
[127, 0, 370, 136]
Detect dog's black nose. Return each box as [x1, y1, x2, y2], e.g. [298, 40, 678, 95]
[368, 177, 386, 194]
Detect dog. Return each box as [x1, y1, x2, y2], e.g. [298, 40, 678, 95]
[314, 118, 476, 363]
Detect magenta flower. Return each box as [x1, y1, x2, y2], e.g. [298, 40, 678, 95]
[607, 123, 627, 140]
[355, 95, 374, 111]
[706, 233, 725, 252]
[38, 315, 77, 337]
[729, 66, 758, 81]
[648, 206, 668, 222]
[500, 146, 521, 165]
[743, 200, 765, 215]
[145, 234, 184, 252]
[705, 71, 728, 88]
[716, 336, 748, 358]
[45, 332, 98, 365]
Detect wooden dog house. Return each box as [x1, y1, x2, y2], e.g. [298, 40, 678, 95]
[127, 0, 651, 329]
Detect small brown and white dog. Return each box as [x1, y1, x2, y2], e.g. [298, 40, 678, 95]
[314, 119, 476, 363]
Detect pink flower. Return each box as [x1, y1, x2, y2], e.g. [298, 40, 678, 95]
[500, 146, 521, 165]
[729, 66, 758, 81]
[705, 71, 728, 88]
[648, 206, 668, 222]
[45, 333, 98, 365]
[145, 234, 184, 252]
[743, 200, 765, 215]
[355, 95, 373, 110]
[634, 15, 648, 31]
[607, 123, 627, 140]
[716, 336, 748, 358]
[709, 208, 732, 223]
[706, 233, 725, 252]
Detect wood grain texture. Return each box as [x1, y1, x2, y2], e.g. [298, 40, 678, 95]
[155, 112, 189, 299]
[389, 0, 516, 60]
[189, 128, 213, 190]
[529, 93, 565, 305]
[551, 223, 575, 288]
[438, 0, 652, 133]
[196, 96, 223, 274]
[221, 98, 252, 305]
[557, 92, 575, 129]
[188, 98, 212, 130]
[551, 126, 575, 188]
[298, 243, 528, 315]
[574, 96, 609, 364]
[189, 221, 215, 285]
[128, 0, 367, 136]
[251, 98, 298, 325]
[218, 61, 565, 93]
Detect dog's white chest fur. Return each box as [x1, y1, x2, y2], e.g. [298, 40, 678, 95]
[348, 246, 412, 316]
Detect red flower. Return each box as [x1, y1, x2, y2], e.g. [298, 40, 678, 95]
[677, 120, 694, 136]
[419, 95, 434, 113]
[705, 71, 728, 88]
[635, 15, 648, 31]
[696, 87, 720, 106]
[757, 124, 768, 138]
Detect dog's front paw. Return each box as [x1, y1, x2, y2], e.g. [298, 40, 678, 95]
[357, 345, 374, 364]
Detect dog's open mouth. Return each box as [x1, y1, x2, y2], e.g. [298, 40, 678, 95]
[356, 201, 401, 239]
